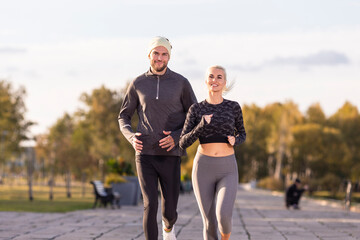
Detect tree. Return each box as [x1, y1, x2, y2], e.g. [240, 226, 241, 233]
[291, 123, 323, 176]
[35, 84, 137, 200]
[263, 101, 303, 180]
[235, 103, 270, 182]
[291, 123, 350, 183]
[72, 83, 143, 183]
[306, 103, 326, 125]
[0, 80, 33, 180]
[78, 85, 135, 180]
[34, 134, 55, 199]
[70, 120, 97, 196]
[47, 113, 75, 198]
[329, 102, 360, 183]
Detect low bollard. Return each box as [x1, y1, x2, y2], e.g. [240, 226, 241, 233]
[344, 180, 352, 211]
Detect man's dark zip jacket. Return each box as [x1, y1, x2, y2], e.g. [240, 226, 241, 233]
[118, 68, 197, 156]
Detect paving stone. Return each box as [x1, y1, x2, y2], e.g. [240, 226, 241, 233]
[1, 186, 360, 239]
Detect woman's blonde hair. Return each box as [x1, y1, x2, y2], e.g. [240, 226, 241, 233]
[206, 65, 234, 94]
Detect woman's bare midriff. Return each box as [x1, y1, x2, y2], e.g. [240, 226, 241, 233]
[198, 142, 234, 157]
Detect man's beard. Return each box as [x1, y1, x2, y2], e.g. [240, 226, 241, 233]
[151, 61, 167, 73]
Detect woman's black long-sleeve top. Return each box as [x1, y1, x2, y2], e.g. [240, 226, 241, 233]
[179, 99, 246, 149]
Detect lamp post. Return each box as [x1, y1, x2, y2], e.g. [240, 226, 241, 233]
[26, 146, 35, 201]
[49, 143, 56, 200]
[0, 131, 8, 183]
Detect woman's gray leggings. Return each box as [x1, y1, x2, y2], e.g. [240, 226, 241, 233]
[192, 152, 238, 240]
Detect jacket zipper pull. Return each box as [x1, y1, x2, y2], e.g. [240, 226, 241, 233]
[156, 76, 160, 100]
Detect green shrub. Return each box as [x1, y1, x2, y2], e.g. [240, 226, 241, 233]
[105, 173, 127, 186]
[106, 157, 135, 176]
[319, 173, 342, 197]
[257, 177, 284, 191]
[181, 172, 191, 181]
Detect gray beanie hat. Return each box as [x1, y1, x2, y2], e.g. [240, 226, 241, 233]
[148, 36, 172, 57]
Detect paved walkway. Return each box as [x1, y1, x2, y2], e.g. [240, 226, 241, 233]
[1, 186, 360, 240]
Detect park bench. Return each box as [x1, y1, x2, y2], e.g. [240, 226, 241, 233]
[90, 180, 121, 209]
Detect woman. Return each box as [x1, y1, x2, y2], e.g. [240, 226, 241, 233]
[179, 65, 246, 240]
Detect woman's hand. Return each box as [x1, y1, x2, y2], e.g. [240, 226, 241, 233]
[227, 136, 235, 146]
[203, 114, 213, 124]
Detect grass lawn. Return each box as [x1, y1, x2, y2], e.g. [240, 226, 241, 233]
[266, 187, 360, 206]
[310, 191, 360, 203]
[0, 184, 94, 213]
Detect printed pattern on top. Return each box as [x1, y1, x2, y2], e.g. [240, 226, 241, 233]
[179, 99, 246, 149]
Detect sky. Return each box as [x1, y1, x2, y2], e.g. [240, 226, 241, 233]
[1, 0, 359, 137]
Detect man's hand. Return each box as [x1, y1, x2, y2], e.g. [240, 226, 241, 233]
[132, 132, 143, 153]
[227, 136, 235, 146]
[159, 130, 175, 151]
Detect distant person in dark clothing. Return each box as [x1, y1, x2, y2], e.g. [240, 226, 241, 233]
[285, 178, 308, 210]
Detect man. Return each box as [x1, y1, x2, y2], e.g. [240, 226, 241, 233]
[118, 36, 197, 240]
[285, 178, 308, 210]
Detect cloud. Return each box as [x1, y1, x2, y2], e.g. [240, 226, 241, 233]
[229, 64, 263, 72]
[178, 58, 198, 66]
[5, 66, 20, 73]
[23, 70, 41, 79]
[1, 66, 40, 79]
[349, 1, 360, 7]
[0, 47, 27, 54]
[268, 50, 350, 66]
[65, 70, 79, 77]
[230, 50, 350, 72]
[126, 0, 218, 5]
[180, 69, 204, 80]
